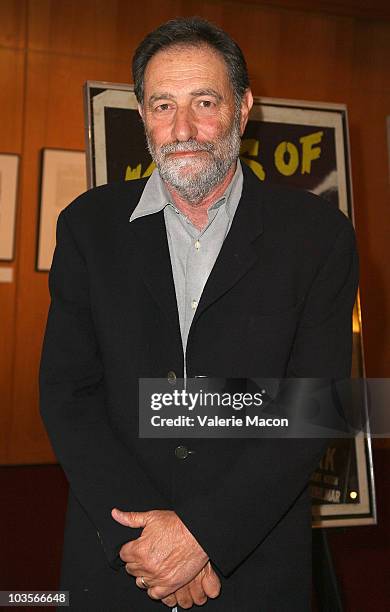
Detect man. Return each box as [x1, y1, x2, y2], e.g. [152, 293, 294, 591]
[39, 17, 359, 611]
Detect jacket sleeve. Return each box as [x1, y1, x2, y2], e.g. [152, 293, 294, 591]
[39, 209, 169, 569]
[173, 219, 359, 577]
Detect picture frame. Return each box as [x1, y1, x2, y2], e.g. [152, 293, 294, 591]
[83, 81, 376, 528]
[387, 115, 390, 183]
[36, 148, 86, 272]
[0, 153, 19, 261]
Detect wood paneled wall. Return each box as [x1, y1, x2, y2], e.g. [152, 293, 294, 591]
[1, 0, 389, 463]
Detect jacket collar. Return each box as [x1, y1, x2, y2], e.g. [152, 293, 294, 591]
[127, 163, 264, 339]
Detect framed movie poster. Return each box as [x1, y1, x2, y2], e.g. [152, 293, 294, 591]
[0, 153, 19, 261]
[84, 81, 376, 528]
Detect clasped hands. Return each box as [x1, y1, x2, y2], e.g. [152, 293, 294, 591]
[111, 508, 221, 608]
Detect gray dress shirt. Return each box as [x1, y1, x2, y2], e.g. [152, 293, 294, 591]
[129, 161, 243, 376]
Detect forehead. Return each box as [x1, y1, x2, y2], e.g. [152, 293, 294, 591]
[143, 44, 233, 97]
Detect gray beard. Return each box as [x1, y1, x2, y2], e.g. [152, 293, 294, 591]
[145, 114, 242, 205]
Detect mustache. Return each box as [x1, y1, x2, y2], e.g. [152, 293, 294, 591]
[158, 140, 215, 155]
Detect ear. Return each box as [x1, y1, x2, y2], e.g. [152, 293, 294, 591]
[138, 102, 144, 120]
[239, 89, 253, 135]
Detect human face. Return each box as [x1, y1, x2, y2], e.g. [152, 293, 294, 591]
[139, 44, 253, 204]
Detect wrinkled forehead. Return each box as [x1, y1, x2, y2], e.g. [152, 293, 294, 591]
[143, 42, 233, 92]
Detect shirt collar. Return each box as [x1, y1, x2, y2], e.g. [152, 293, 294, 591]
[129, 168, 169, 222]
[129, 159, 243, 223]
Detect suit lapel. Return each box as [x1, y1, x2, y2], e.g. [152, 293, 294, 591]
[128, 211, 181, 335]
[191, 165, 264, 327]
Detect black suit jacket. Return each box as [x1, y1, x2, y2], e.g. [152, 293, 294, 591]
[39, 164, 359, 611]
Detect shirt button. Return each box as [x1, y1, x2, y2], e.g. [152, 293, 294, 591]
[195, 240, 200, 250]
[175, 445, 189, 460]
[191, 300, 198, 310]
[167, 370, 177, 384]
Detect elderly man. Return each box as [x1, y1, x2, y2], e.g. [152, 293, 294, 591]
[40, 17, 358, 611]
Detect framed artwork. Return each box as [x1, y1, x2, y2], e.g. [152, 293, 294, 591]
[0, 153, 19, 261]
[387, 115, 390, 182]
[36, 148, 86, 272]
[83, 81, 376, 528]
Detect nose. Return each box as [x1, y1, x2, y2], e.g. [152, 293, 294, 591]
[171, 106, 198, 142]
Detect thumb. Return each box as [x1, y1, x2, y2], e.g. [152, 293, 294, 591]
[201, 562, 221, 599]
[111, 508, 148, 528]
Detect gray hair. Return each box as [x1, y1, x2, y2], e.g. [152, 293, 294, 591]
[132, 17, 250, 105]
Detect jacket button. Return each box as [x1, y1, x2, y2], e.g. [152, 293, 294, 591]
[175, 445, 189, 460]
[167, 370, 177, 384]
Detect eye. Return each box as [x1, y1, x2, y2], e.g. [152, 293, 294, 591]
[195, 99, 218, 115]
[199, 100, 214, 108]
[155, 103, 171, 112]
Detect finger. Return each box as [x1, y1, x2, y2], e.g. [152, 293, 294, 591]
[161, 594, 178, 607]
[125, 563, 148, 578]
[174, 585, 194, 610]
[111, 508, 148, 528]
[120, 551, 140, 565]
[135, 576, 151, 590]
[125, 563, 133, 576]
[188, 576, 208, 606]
[119, 542, 138, 564]
[201, 562, 221, 599]
[119, 535, 150, 566]
[147, 586, 172, 600]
